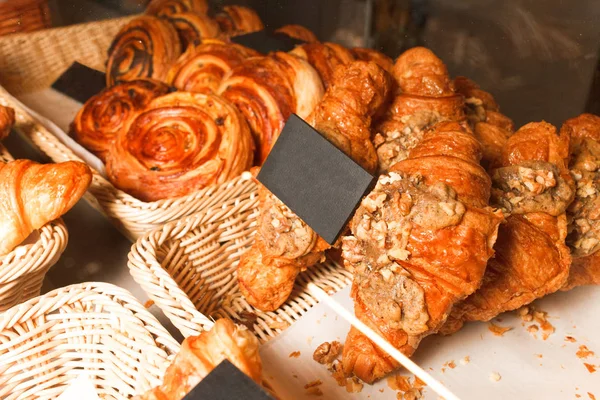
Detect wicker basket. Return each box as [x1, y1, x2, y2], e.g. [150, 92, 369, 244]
[128, 182, 353, 341]
[0, 143, 68, 312]
[0, 19, 259, 240]
[0, 0, 51, 37]
[0, 282, 181, 400]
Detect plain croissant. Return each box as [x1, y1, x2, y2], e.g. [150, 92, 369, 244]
[0, 160, 92, 257]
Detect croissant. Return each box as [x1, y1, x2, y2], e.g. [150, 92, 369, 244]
[70, 79, 171, 162]
[373, 47, 465, 172]
[238, 61, 393, 312]
[134, 319, 264, 400]
[145, 0, 208, 17]
[0, 160, 92, 257]
[214, 6, 264, 37]
[163, 12, 221, 50]
[441, 121, 574, 334]
[166, 39, 259, 93]
[341, 121, 502, 383]
[351, 47, 394, 74]
[562, 113, 600, 290]
[275, 24, 319, 43]
[105, 92, 254, 202]
[453, 76, 514, 169]
[218, 52, 324, 163]
[0, 105, 15, 141]
[290, 42, 355, 89]
[106, 16, 181, 87]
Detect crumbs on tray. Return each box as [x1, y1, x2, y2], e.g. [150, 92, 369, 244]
[576, 345, 595, 359]
[387, 374, 424, 399]
[517, 305, 555, 339]
[304, 380, 323, 396]
[488, 322, 513, 336]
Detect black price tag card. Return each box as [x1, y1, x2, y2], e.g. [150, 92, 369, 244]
[231, 30, 305, 53]
[257, 114, 375, 245]
[182, 360, 275, 400]
[51, 62, 106, 104]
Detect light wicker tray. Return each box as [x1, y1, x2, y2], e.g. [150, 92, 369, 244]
[128, 181, 352, 341]
[0, 18, 256, 240]
[0, 143, 68, 312]
[0, 282, 180, 400]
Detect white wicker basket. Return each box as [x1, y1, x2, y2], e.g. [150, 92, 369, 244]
[0, 282, 180, 400]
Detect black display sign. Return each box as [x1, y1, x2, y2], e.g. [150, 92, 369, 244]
[51, 62, 106, 104]
[231, 30, 305, 53]
[257, 114, 375, 245]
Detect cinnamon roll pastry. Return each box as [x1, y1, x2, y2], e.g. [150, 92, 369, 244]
[145, 0, 208, 17]
[164, 12, 221, 50]
[0, 105, 15, 141]
[373, 47, 465, 173]
[441, 121, 574, 335]
[166, 39, 259, 93]
[290, 42, 355, 89]
[351, 48, 394, 74]
[214, 6, 264, 37]
[562, 113, 600, 289]
[275, 24, 318, 43]
[238, 61, 393, 312]
[341, 121, 502, 383]
[218, 52, 324, 163]
[70, 79, 171, 162]
[105, 92, 254, 202]
[106, 16, 181, 87]
[453, 76, 514, 169]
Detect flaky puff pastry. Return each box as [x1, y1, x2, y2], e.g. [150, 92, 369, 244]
[134, 319, 264, 400]
[0, 105, 15, 141]
[373, 47, 465, 172]
[163, 12, 221, 50]
[441, 122, 574, 334]
[341, 121, 502, 383]
[290, 42, 355, 89]
[562, 113, 600, 289]
[145, 0, 208, 17]
[275, 24, 319, 43]
[105, 92, 254, 202]
[219, 52, 324, 163]
[214, 6, 264, 37]
[453, 77, 514, 169]
[0, 160, 92, 257]
[238, 61, 393, 312]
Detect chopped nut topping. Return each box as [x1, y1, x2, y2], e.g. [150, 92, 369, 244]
[313, 341, 342, 366]
[345, 377, 364, 393]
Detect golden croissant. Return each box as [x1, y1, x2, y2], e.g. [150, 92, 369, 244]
[0, 160, 92, 257]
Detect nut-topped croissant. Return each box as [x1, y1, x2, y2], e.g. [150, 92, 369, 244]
[373, 47, 465, 172]
[441, 121, 574, 334]
[237, 61, 393, 312]
[0, 105, 15, 141]
[341, 121, 502, 383]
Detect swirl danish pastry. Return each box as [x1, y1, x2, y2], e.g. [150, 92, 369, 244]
[440, 121, 574, 335]
[106, 16, 181, 87]
[70, 79, 171, 162]
[237, 61, 393, 312]
[105, 92, 254, 202]
[341, 121, 503, 383]
[166, 39, 259, 93]
[218, 52, 324, 163]
[275, 24, 319, 43]
[214, 6, 264, 36]
[373, 47, 466, 172]
[163, 12, 221, 50]
[0, 105, 15, 141]
[145, 0, 208, 17]
[290, 42, 355, 89]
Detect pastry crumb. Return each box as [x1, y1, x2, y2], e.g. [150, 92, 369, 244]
[379, 389, 385, 393]
[293, 374, 298, 379]
[584, 363, 597, 373]
[444, 360, 456, 369]
[304, 380, 322, 389]
[488, 322, 513, 336]
[489, 372, 501, 382]
[413, 376, 425, 389]
[589, 393, 597, 400]
[143, 300, 154, 308]
[400, 388, 423, 400]
[527, 324, 539, 333]
[460, 356, 470, 365]
[345, 377, 363, 393]
[566, 336, 577, 342]
[289, 351, 301, 358]
[305, 387, 323, 396]
[330, 362, 346, 387]
[576, 394, 581, 398]
[577, 345, 595, 359]
[269, 319, 290, 330]
[535, 354, 543, 359]
[388, 375, 412, 392]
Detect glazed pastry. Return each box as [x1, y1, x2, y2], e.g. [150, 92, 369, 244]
[373, 47, 465, 172]
[341, 121, 502, 383]
[275, 24, 318, 43]
[0, 105, 15, 141]
[70, 79, 171, 162]
[166, 39, 259, 93]
[0, 160, 92, 257]
[145, 0, 208, 17]
[351, 47, 394, 74]
[290, 42, 355, 89]
[562, 113, 600, 289]
[218, 52, 324, 163]
[214, 6, 264, 37]
[441, 121, 574, 334]
[106, 16, 181, 87]
[237, 61, 393, 311]
[105, 92, 254, 202]
[453, 76, 515, 169]
[164, 12, 221, 50]
[134, 319, 264, 400]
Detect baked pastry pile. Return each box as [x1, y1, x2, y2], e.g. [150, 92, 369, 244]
[0, 105, 92, 257]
